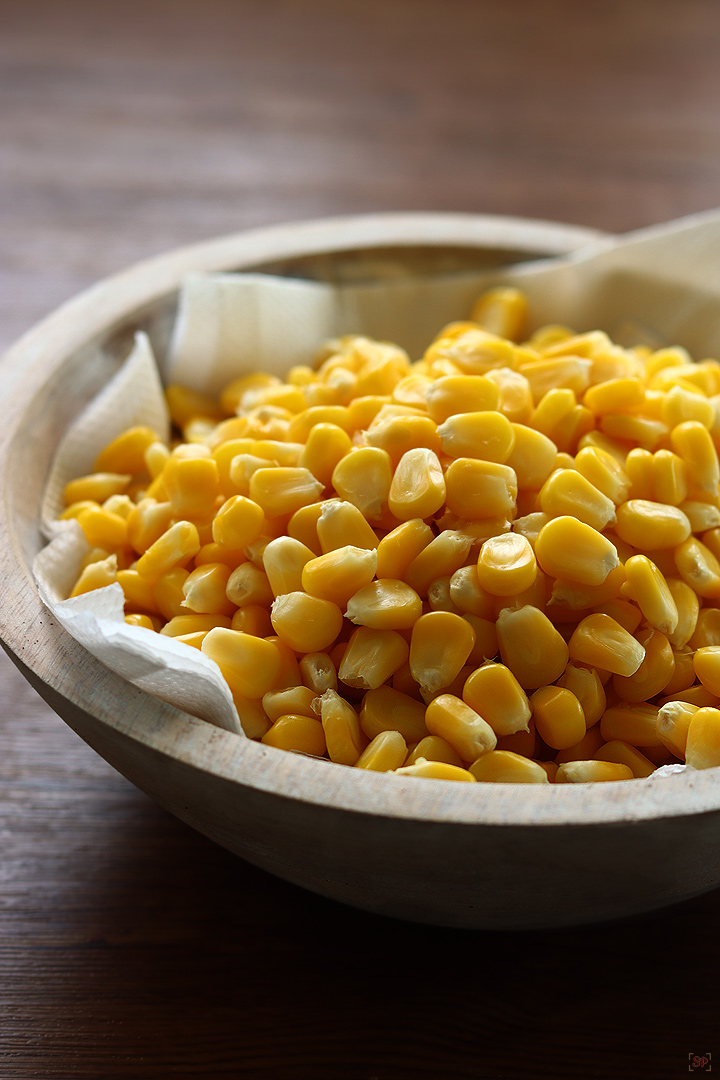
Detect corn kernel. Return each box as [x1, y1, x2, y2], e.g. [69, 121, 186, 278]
[182, 563, 234, 615]
[671, 420, 720, 495]
[539, 469, 616, 531]
[338, 626, 409, 690]
[556, 663, 606, 727]
[469, 751, 549, 783]
[462, 662, 531, 736]
[69, 554, 117, 597]
[331, 446, 392, 522]
[444, 458, 518, 519]
[316, 499, 379, 553]
[425, 374, 500, 423]
[298, 423, 353, 487]
[315, 689, 366, 765]
[496, 605, 569, 689]
[345, 579, 422, 630]
[684, 706, 720, 768]
[595, 740, 656, 778]
[394, 758, 477, 781]
[574, 445, 631, 504]
[359, 685, 428, 743]
[388, 448, 446, 521]
[425, 693, 497, 761]
[201, 628, 281, 699]
[64, 472, 131, 506]
[600, 703, 661, 747]
[476, 533, 537, 596]
[554, 725, 605, 763]
[409, 611, 476, 697]
[535, 516, 618, 586]
[226, 562, 273, 608]
[262, 684, 318, 723]
[568, 613, 645, 677]
[355, 730, 408, 771]
[270, 591, 343, 653]
[136, 520, 200, 580]
[301, 546, 377, 608]
[656, 700, 698, 758]
[555, 760, 633, 783]
[530, 685, 586, 750]
[249, 466, 324, 519]
[623, 554, 678, 635]
[231, 604, 273, 636]
[674, 538, 720, 599]
[160, 613, 232, 636]
[438, 410, 515, 463]
[262, 714, 327, 757]
[404, 531, 472, 596]
[211, 495, 264, 550]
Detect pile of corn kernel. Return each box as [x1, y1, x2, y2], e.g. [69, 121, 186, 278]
[60, 287, 720, 783]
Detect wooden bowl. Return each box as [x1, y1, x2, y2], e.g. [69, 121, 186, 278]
[3, 212, 720, 930]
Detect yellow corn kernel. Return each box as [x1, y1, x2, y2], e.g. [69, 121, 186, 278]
[331, 446, 392, 522]
[469, 750, 549, 783]
[555, 760, 633, 783]
[177, 564, 229, 615]
[425, 693, 497, 761]
[210, 495, 264, 550]
[316, 499, 379, 553]
[509, 513, 548, 550]
[600, 703, 661, 747]
[662, 647, 696, 697]
[75, 506, 128, 550]
[521, 355, 593, 403]
[424, 375, 500, 424]
[693, 645, 720, 697]
[462, 662, 531, 737]
[259, 635, 301, 690]
[94, 425, 160, 475]
[201, 628, 281, 699]
[220, 371, 280, 414]
[116, 568, 159, 614]
[101, 494, 134, 522]
[355, 730, 408, 772]
[594, 740, 656, 778]
[444, 458, 517, 519]
[345, 579, 422, 629]
[495, 605, 569, 689]
[125, 499, 172, 554]
[392, 372, 434, 408]
[671, 420, 720, 495]
[270, 591, 343, 653]
[438, 410, 515, 463]
[298, 423, 353, 487]
[241, 535, 271, 569]
[165, 384, 223, 427]
[69, 554, 117, 597]
[64, 472, 131, 506]
[530, 685, 586, 750]
[502, 423, 557, 491]
[162, 455, 219, 520]
[405, 736, 462, 767]
[543, 330, 612, 359]
[301, 546, 377, 608]
[689, 607, 720, 650]
[663, 387, 715, 430]
[124, 613, 157, 631]
[471, 287, 527, 340]
[556, 663, 606, 727]
[339, 626, 409, 690]
[409, 611, 476, 697]
[494, 717, 537, 756]
[614, 499, 691, 552]
[388, 448, 446, 521]
[248, 467, 324, 519]
[577, 429, 628, 466]
[312, 689, 365, 765]
[260, 536, 313, 596]
[153, 567, 190, 620]
[366, 414, 442, 466]
[613, 627, 674, 702]
[584, 377, 645, 415]
[287, 502, 324, 556]
[601, 413, 668, 451]
[573, 446, 631, 504]
[262, 685, 317, 723]
[298, 652, 337, 695]
[160, 614, 232, 636]
[404, 531, 472, 597]
[539, 469, 616, 532]
[261, 714, 326, 757]
[448, 565, 494, 619]
[568, 613, 645, 677]
[230, 604, 273, 636]
[359, 685, 428, 743]
[226, 562, 273, 608]
[681, 502, 720, 535]
[482, 369, 532, 425]
[535, 516, 618, 586]
[59, 499, 99, 523]
[459, 614, 496, 666]
[684, 706, 720, 768]
[674, 538, 720, 599]
[548, 563, 625, 612]
[227, 452, 274, 497]
[345, 394, 391, 430]
[656, 700, 698, 758]
[663, 577, 699, 648]
[136, 520, 200, 580]
[428, 328, 514, 374]
[650, 449, 688, 505]
[591, 597, 641, 635]
[426, 575, 459, 613]
[394, 758, 477, 781]
[475, 533, 537, 597]
[625, 448, 655, 501]
[554, 725, 605, 764]
[375, 519, 433, 579]
[623, 554, 678, 635]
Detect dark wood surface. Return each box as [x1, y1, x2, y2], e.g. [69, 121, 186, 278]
[2, 2, 720, 1076]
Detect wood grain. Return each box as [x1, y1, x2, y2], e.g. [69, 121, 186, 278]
[2, 0, 720, 1076]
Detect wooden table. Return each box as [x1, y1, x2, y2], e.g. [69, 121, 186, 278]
[2, 2, 720, 1076]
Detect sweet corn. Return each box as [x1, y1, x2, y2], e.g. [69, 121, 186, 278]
[299, 652, 337, 694]
[404, 531, 472, 596]
[594, 740, 656, 778]
[476, 534, 536, 596]
[504, 424, 557, 490]
[568, 614, 645, 677]
[262, 714, 327, 757]
[136, 521, 200, 580]
[671, 420, 720, 495]
[298, 423, 353, 487]
[315, 689, 366, 765]
[409, 611, 476, 696]
[674, 538, 720, 599]
[160, 613, 231, 636]
[535, 516, 618, 586]
[615, 499, 691, 551]
[302, 546, 377, 608]
[338, 626, 409, 690]
[469, 751, 549, 783]
[64, 472, 131, 506]
[425, 374, 500, 423]
[316, 499, 379, 553]
[684, 706, 720, 768]
[530, 685, 585, 750]
[462, 662, 531, 736]
[355, 730, 408, 771]
[226, 562, 273, 608]
[405, 735, 463, 766]
[69, 554, 117, 597]
[486, 368, 534, 424]
[359, 685, 428, 743]
[613, 627, 675, 702]
[556, 663, 606, 727]
[539, 469, 616, 531]
[345, 579, 422, 629]
[394, 759, 477, 781]
[573, 446, 630, 504]
[600, 703, 661, 747]
[496, 605, 569, 689]
[471, 287, 528, 340]
[438, 410, 515, 463]
[201, 628, 281, 699]
[249, 466, 324, 519]
[332, 446, 392, 522]
[555, 761, 633, 783]
[182, 563, 235, 615]
[656, 700, 698, 758]
[262, 684, 318, 723]
[388, 448, 446, 520]
[665, 577, 699, 647]
[444, 458, 517, 519]
[554, 725, 605, 763]
[623, 555, 678, 635]
[270, 591, 344, 653]
[424, 693, 497, 761]
[231, 604, 273, 637]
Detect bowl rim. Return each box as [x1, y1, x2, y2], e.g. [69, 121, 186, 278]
[2, 209, 719, 830]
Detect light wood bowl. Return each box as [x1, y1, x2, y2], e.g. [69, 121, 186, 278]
[3, 212, 720, 930]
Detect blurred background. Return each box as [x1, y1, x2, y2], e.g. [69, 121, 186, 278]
[2, 2, 720, 1078]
